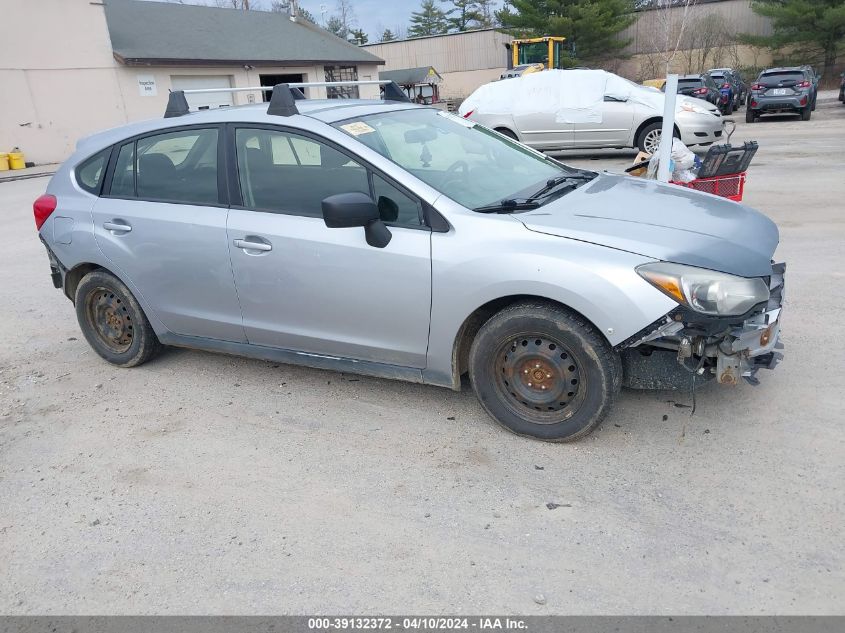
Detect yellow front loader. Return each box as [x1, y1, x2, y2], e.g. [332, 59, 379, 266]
[505, 36, 568, 78]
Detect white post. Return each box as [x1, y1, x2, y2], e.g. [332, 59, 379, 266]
[657, 74, 678, 183]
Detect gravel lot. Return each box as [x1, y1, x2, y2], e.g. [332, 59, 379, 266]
[1, 101, 843, 615]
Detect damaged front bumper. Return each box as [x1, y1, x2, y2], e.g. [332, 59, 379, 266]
[621, 262, 785, 389]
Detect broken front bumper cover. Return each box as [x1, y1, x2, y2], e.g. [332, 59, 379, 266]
[717, 261, 785, 384]
[621, 262, 785, 388]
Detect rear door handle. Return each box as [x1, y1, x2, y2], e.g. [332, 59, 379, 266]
[233, 238, 272, 252]
[103, 221, 132, 234]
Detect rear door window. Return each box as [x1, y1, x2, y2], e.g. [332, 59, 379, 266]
[106, 127, 220, 205]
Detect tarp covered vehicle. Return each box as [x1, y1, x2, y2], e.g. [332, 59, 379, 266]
[460, 69, 724, 154]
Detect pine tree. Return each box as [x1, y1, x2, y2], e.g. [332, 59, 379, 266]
[408, 0, 449, 37]
[499, 0, 635, 63]
[380, 28, 398, 42]
[441, 0, 481, 32]
[744, 0, 845, 78]
[349, 28, 369, 44]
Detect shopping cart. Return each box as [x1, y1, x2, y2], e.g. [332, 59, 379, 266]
[671, 172, 746, 201]
[670, 140, 757, 202]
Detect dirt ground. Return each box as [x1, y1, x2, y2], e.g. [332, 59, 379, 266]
[1, 100, 843, 615]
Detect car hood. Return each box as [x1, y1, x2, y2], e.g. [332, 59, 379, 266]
[517, 173, 778, 277]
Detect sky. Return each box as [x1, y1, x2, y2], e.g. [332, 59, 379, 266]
[152, 0, 503, 42]
[297, 0, 429, 38]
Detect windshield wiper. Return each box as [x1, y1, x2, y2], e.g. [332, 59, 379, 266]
[473, 198, 541, 214]
[527, 173, 594, 200]
[473, 173, 595, 214]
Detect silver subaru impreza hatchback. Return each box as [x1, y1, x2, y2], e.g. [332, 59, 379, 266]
[35, 81, 784, 441]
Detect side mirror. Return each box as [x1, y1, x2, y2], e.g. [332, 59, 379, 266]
[322, 192, 392, 248]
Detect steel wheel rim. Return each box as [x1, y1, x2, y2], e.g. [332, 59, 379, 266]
[85, 286, 133, 353]
[494, 334, 586, 424]
[643, 129, 661, 154]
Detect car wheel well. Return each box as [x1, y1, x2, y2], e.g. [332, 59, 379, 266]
[450, 295, 601, 390]
[633, 118, 680, 148]
[494, 127, 518, 140]
[64, 263, 105, 302]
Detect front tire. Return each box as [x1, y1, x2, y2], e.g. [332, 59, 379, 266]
[75, 270, 161, 367]
[636, 122, 678, 154]
[468, 302, 621, 441]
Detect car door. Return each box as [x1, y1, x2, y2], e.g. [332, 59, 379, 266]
[225, 125, 432, 368]
[92, 126, 246, 343]
[571, 97, 634, 148]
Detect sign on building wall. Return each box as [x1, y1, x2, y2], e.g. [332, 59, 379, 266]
[137, 75, 158, 97]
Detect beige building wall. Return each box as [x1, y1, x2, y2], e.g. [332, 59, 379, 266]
[439, 68, 507, 99]
[364, 29, 512, 99]
[0, 0, 381, 164]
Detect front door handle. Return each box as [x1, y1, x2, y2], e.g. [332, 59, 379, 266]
[233, 238, 272, 252]
[103, 221, 132, 234]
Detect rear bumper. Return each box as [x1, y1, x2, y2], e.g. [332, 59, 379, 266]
[40, 236, 65, 289]
[750, 95, 807, 113]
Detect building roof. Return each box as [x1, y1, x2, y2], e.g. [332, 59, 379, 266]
[362, 27, 506, 47]
[103, 0, 383, 67]
[379, 66, 442, 86]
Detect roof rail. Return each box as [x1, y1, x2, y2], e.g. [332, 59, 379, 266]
[163, 80, 411, 119]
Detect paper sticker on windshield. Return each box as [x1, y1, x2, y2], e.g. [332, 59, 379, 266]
[340, 121, 375, 136]
[437, 110, 475, 128]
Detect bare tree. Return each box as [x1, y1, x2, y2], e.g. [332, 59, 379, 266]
[215, 0, 254, 9]
[642, 0, 697, 75]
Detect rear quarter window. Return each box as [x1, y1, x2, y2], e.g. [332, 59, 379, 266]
[75, 149, 110, 195]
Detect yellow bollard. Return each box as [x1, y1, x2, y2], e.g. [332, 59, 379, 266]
[0, 153, 9, 171]
[8, 148, 26, 170]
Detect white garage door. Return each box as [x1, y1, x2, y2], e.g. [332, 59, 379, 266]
[170, 75, 234, 111]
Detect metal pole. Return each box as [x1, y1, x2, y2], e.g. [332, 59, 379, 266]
[657, 73, 678, 183]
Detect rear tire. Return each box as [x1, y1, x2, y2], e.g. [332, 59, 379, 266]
[745, 108, 756, 123]
[800, 106, 811, 121]
[723, 100, 734, 115]
[468, 302, 621, 442]
[75, 270, 161, 367]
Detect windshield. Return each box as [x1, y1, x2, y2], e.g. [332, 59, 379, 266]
[518, 41, 549, 66]
[333, 108, 573, 209]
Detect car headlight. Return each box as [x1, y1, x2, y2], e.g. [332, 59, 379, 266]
[637, 262, 769, 316]
[679, 102, 710, 115]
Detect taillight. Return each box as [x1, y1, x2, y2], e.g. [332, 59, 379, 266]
[694, 87, 707, 95]
[796, 80, 810, 88]
[751, 83, 763, 91]
[462, 109, 474, 119]
[722, 83, 730, 89]
[33, 194, 57, 230]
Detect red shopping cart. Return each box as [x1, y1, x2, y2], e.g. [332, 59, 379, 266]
[671, 172, 746, 201]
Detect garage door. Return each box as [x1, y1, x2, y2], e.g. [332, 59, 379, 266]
[170, 75, 234, 111]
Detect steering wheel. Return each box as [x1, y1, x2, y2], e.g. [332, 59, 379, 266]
[441, 160, 470, 189]
[447, 160, 469, 176]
